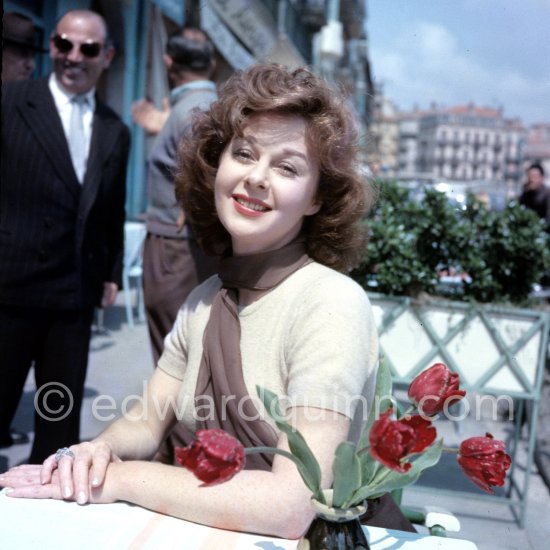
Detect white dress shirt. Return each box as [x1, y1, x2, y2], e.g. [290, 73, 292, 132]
[49, 74, 95, 182]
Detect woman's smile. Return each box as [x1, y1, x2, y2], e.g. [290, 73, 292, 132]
[232, 194, 272, 216]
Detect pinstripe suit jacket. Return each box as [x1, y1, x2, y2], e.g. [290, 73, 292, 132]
[0, 77, 130, 310]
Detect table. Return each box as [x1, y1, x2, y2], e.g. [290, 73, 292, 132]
[0, 490, 477, 549]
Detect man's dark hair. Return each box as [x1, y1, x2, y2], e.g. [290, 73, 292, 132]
[528, 162, 545, 176]
[165, 28, 213, 73]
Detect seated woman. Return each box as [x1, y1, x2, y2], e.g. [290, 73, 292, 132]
[0, 64, 404, 538]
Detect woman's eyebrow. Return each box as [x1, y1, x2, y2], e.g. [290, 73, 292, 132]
[279, 147, 308, 161]
[242, 135, 307, 159]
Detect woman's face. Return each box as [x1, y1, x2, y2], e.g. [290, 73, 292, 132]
[215, 112, 321, 256]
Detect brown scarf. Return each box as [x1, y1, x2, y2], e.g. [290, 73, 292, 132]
[194, 239, 311, 470]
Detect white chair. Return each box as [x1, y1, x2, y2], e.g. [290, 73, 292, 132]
[123, 221, 147, 328]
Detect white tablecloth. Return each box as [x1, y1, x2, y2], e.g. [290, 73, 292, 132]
[0, 490, 477, 549]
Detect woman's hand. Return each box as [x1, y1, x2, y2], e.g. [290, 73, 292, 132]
[0, 440, 120, 504]
[1, 464, 62, 499]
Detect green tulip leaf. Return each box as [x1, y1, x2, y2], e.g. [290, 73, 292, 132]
[357, 359, 393, 453]
[332, 442, 362, 508]
[257, 386, 323, 499]
[359, 449, 381, 488]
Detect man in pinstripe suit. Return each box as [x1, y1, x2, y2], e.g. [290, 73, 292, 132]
[0, 10, 130, 463]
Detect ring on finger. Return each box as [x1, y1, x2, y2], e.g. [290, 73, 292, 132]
[54, 447, 75, 461]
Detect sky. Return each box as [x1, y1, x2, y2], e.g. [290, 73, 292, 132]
[367, 0, 550, 125]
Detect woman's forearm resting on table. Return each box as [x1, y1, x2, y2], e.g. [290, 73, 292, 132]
[98, 408, 349, 538]
[0, 407, 349, 539]
[101, 459, 315, 538]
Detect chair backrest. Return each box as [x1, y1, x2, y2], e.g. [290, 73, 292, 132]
[124, 222, 146, 272]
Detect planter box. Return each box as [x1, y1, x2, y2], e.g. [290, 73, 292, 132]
[367, 292, 549, 526]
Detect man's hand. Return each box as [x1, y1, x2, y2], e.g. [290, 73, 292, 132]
[176, 210, 186, 232]
[101, 282, 118, 308]
[132, 98, 170, 135]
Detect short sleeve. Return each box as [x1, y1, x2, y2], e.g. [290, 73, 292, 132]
[157, 305, 189, 380]
[284, 272, 379, 420]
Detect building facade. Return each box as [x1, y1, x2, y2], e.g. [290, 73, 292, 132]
[416, 105, 525, 189]
[368, 93, 528, 190]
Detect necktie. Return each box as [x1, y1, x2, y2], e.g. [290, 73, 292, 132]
[69, 95, 87, 183]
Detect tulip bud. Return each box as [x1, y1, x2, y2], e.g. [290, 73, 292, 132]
[369, 408, 437, 472]
[408, 363, 466, 416]
[175, 429, 245, 486]
[457, 433, 512, 493]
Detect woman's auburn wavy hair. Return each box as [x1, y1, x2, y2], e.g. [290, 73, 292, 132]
[175, 63, 373, 272]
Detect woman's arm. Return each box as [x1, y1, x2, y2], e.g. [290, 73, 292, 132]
[0, 368, 181, 503]
[1, 406, 349, 539]
[61, 368, 182, 500]
[94, 407, 349, 539]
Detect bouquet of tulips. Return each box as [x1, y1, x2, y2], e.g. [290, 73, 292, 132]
[175, 362, 512, 510]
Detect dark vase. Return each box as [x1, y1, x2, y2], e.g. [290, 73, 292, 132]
[298, 490, 370, 550]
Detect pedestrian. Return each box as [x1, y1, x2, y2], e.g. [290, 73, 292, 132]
[2, 11, 46, 82]
[519, 162, 550, 232]
[134, 29, 221, 446]
[0, 10, 130, 462]
[0, 64, 412, 537]
[134, 28, 219, 461]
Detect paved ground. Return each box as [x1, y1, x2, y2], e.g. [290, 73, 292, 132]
[2, 292, 549, 549]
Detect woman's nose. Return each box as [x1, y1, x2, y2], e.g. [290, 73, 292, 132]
[245, 163, 269, 188]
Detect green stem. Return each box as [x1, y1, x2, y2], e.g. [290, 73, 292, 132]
[356, 445, 370, 457]
[442, 446, 459, 454]
[370, 465, 394, 486]
[341, 464, 392, 509]
[245, 446, 292, 459]
[402, 405, 416, 417]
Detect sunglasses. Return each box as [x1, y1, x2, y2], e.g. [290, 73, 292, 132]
[52, 34, 103, 58]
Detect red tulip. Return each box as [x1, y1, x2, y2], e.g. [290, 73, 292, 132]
[369, 408, 437, 473]
[457, 433, 512, 494]
[175, 429, 245, 486]
[408, 363, 466, 416]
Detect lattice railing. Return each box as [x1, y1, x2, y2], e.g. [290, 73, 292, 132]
[367, 292, 549, 526]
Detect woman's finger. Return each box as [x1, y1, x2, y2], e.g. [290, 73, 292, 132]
[4, 482, 63, 500]
[0, 465, 43, 488]
[40, 454, 59, 485]
[55, 447, 81, 500]
[72, 450, 94, 504]
[89, 446, 114, 489]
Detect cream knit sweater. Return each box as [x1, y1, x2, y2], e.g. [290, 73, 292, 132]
[158, 262, 379, 436]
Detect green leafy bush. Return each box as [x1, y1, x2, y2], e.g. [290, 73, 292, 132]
[351, 180, 550, 305]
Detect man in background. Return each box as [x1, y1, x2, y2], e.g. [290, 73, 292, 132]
[2, 11, 46, 82]
[139, 27, 218, 366]
[135, 27, 218, 462]
[0, 10, 130, 462]
[519, 162, 550, 232]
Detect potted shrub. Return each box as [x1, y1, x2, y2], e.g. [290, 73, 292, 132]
[350, 180, 550, 526]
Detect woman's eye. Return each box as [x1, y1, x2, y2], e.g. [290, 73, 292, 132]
[233, 148, 253, 160]
[279, 163, 297, 176]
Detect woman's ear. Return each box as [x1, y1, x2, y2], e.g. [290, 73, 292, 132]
[305, 200, 321, 216]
